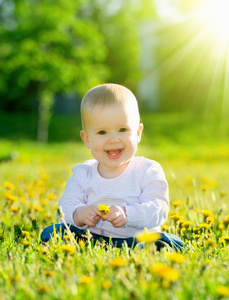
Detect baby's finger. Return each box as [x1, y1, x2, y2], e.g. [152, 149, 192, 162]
[113, 221, 125, 228]
[92, 207, 103, 217]
[113, 217, 126, 228]
[107, 211, 121, 223]
[111, 215, 123, 225]
[85, 219, 96, 227]
[93, 215, 101, 222]
[101, 214, 108, 221]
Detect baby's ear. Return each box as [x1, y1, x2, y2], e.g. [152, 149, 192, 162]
[137, 123, 143, 143]
[80, 130, 90, 149]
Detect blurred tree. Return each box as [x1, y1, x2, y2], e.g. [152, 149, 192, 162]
[0, 0, 108, 142]
[86, 0, 157, 94]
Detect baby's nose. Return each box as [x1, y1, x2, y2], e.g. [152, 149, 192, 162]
[109, 134, 120, 142]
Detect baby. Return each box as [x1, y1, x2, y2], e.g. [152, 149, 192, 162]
[41, 84, 183, 251]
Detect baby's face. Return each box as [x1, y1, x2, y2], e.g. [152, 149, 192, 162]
[81, 102, 143, 178]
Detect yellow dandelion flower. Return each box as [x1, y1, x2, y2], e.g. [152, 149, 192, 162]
[200, 209, 215, 217]
[79, 276, 93, 284]
[161, 225, 170, 232]
[63, 234, 71, 241]
[4, 192, 18, 202]
[38, 284, 50, 293]
[37, 246, 46, 254]
[10, 206, 19, 213]
[44, 212, 52, 218]
[109, 257, 128, 267]
[102, 280, 112, 289]
[205, 240, 217, 248]
[194, 234, 201, 239]
[37, 180, 45, 186]
[20, 197, 26, 204]
[168, 210, 175, 216]
[201, 184, 209, 191]
[22, 230, 30, 239]
[4, 181, 15, 190]
[11, 275, 20, 283]
[199, 223, 211, 229]
[43, 270, 54, 277]
[136, 228, 161, 243]
[162, 280, 171, 289]
[220, 190, 226, 197]
[172, 200, 183, 207]
[40, 199, 48, 206]
[78, 240, 86, 249]
[193, 227, 200, 233]
[32, 205, 43, 212]
[150, 262, 179, 282]
[165, 253, 186, 263]
[47, 193, 56, 200]
[181, 221, 193, 228]
[61, 244, 75, 255]
[218, 223, 224, 230]
[216, 286, 229, 297]
[222, 215, 229, 225]
[178, 219, 185, 225]
[22, 240, 31, 247]
[170, 214, 184, 221]
[206, 216, 215, 224]
[220, 236, 229, 243]
[98, 204, 110, 214]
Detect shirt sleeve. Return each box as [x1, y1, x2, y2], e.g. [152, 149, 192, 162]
[57, 165, 87, 229]
[125, 161, 169, 230]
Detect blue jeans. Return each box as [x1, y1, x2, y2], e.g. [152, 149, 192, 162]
[40, 223, 185, 252]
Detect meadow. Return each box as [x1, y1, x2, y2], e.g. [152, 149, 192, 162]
[0, 111, 229, 299]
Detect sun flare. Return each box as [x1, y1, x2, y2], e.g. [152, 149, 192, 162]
[201, 0, 229, 41]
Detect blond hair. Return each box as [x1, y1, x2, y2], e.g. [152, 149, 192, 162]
[81, 84, 140, 130]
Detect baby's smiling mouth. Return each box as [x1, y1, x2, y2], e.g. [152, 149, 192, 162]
[105, 148, 124, 159]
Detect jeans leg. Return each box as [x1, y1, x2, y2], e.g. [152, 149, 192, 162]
[40, 224, 84, 242]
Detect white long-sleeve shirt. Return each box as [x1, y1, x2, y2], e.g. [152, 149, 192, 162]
[58, 156, 169, 238]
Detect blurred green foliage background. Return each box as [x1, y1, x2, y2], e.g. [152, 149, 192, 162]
[0, 0, 229, 143]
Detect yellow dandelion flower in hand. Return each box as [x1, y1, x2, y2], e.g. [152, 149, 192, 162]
[98, 204, 110, 214]
[136, 227, 161, 243]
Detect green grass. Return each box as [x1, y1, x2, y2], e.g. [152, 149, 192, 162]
[0, 111, 229, 299]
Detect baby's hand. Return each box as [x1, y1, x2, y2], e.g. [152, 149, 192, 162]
[101, 205, 127, 228]
[74, 205, 102, 227]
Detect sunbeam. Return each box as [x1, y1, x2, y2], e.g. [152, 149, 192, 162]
[156, 0, 229, 120]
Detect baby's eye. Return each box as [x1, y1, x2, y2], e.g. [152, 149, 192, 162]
[98, 130, 107, 135]
[119, 128, 127, 132]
